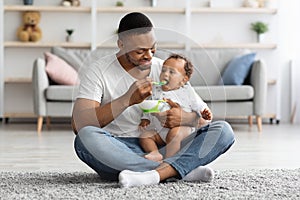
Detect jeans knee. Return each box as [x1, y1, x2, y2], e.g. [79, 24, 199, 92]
[78, 125, 99, 135]
[220, 122, 235, 151]
[212, 121, 235, 145]
[75, 126, 106, 156]
[78, 126, 111, 140]
[74, 135, 87, 160]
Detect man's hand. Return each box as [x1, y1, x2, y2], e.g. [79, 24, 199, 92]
[72, 78, 153, 134]
[152, 98, 189, 129]
[124, 78, 153, 106]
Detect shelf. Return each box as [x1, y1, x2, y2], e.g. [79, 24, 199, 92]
[97, 42, 276, 49]
[97, 42, 186, 49]
[4, 5, 91, 12]
[4, 41, 91, 48]
[157, 43, 186, 49]
[191, 7, 277, 14]
[195, 43, 277, 49]
[97, 7, 185, 14]
[3, 112, 36, 118]
[4, 77, 31, 83]
[4, 6, 276, 14]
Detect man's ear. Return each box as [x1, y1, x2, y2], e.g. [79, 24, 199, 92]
[117, 39, 124, 49]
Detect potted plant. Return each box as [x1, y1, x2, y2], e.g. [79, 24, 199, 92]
[66, 29, 74, 42]
[251, 21, 269, 43]
[23, 0, 34, 5]
[116, 1, 124, 7]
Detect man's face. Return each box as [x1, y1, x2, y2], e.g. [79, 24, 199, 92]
[120, 30, 157, 71]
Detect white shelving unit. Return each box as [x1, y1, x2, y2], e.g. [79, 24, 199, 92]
[4, 41, 91, 48]
[191, 7, 277, 14]
[0, 0, 278, 119]
[97, 7, 185, 13]
[4, 5, 91, 12]
[0, 1, 4, 119]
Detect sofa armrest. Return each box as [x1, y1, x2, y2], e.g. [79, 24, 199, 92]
[250, 60, 267, 116]
[32, 58, 49, 116]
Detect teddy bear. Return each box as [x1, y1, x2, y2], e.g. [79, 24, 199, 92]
[61, 0, 80, 7]
[17, 11, 42, 42]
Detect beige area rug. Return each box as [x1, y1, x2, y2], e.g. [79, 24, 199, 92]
[1, 169, 299, 199]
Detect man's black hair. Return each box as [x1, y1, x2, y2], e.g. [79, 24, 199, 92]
[118, 12, 153, 38]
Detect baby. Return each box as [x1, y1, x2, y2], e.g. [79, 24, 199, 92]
[139, 54, 212, 162]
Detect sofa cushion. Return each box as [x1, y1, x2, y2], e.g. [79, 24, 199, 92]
[45, 85, 79, 101]
[193, 85, 254, 101]
[51, 47, 91, 71]
[51, 47, 118, 72]
[45, 52, 79, 85]
[155, 49, 248, 86]
[207, 101, 253, 116]
[219, 53, 256, 85]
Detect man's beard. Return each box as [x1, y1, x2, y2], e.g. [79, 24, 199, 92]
[125, 53, 151, 71]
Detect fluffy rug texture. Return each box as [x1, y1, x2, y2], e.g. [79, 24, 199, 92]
[1, 169, 299, 200]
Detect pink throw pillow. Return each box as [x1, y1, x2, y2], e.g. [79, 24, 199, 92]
[44, 52, 79, 85]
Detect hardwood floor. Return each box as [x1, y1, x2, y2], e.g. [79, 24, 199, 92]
[0, 122, 300, 172]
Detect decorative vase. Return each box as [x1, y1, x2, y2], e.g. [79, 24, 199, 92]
[66, 29, 74, 42]
[264, 0, 277, 8]
[151, 0, 157, 7]
[23, 0, 33, 5]
[66, 35, 73, 42]
[257, 33, 265, 43]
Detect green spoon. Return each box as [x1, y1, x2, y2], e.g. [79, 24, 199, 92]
[152, 81, 168, 86]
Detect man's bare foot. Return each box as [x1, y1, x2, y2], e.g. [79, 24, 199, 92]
[144, 151, 163, 162]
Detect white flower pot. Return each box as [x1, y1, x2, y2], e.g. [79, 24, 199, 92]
[151, 0, 157, 7]
[257, 34, 265, 43]
[66, 35, 73, 42]
[264, 0, 277, 8]
[23, 0, 33, 5]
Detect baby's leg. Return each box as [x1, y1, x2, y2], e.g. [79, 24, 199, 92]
[165, 126, 192, 158]
[140, 130, 165, 162]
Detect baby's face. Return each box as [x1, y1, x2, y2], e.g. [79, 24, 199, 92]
[160, 58, 188, 91]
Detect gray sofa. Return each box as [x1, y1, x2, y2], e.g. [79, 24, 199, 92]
[32, 47, 267, 132]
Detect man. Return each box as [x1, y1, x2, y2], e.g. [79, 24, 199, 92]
[72, 12, 235, 188]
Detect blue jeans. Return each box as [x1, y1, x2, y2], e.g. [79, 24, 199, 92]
[74, 121, 235, 181]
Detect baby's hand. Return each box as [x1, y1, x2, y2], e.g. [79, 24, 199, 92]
[139, 119, 150, 131]
[201, 108, 213, 121]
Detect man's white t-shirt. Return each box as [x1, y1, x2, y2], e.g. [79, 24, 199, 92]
[77, 53, 162, 137]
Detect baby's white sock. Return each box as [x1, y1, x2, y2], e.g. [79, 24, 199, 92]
[182, 166, 214, 182]
[119, 170, 160, 188]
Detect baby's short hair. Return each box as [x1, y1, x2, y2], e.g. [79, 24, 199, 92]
[166, 54, 194, 79]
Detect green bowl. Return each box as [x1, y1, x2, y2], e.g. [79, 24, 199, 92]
[139, 100, 169, 113]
